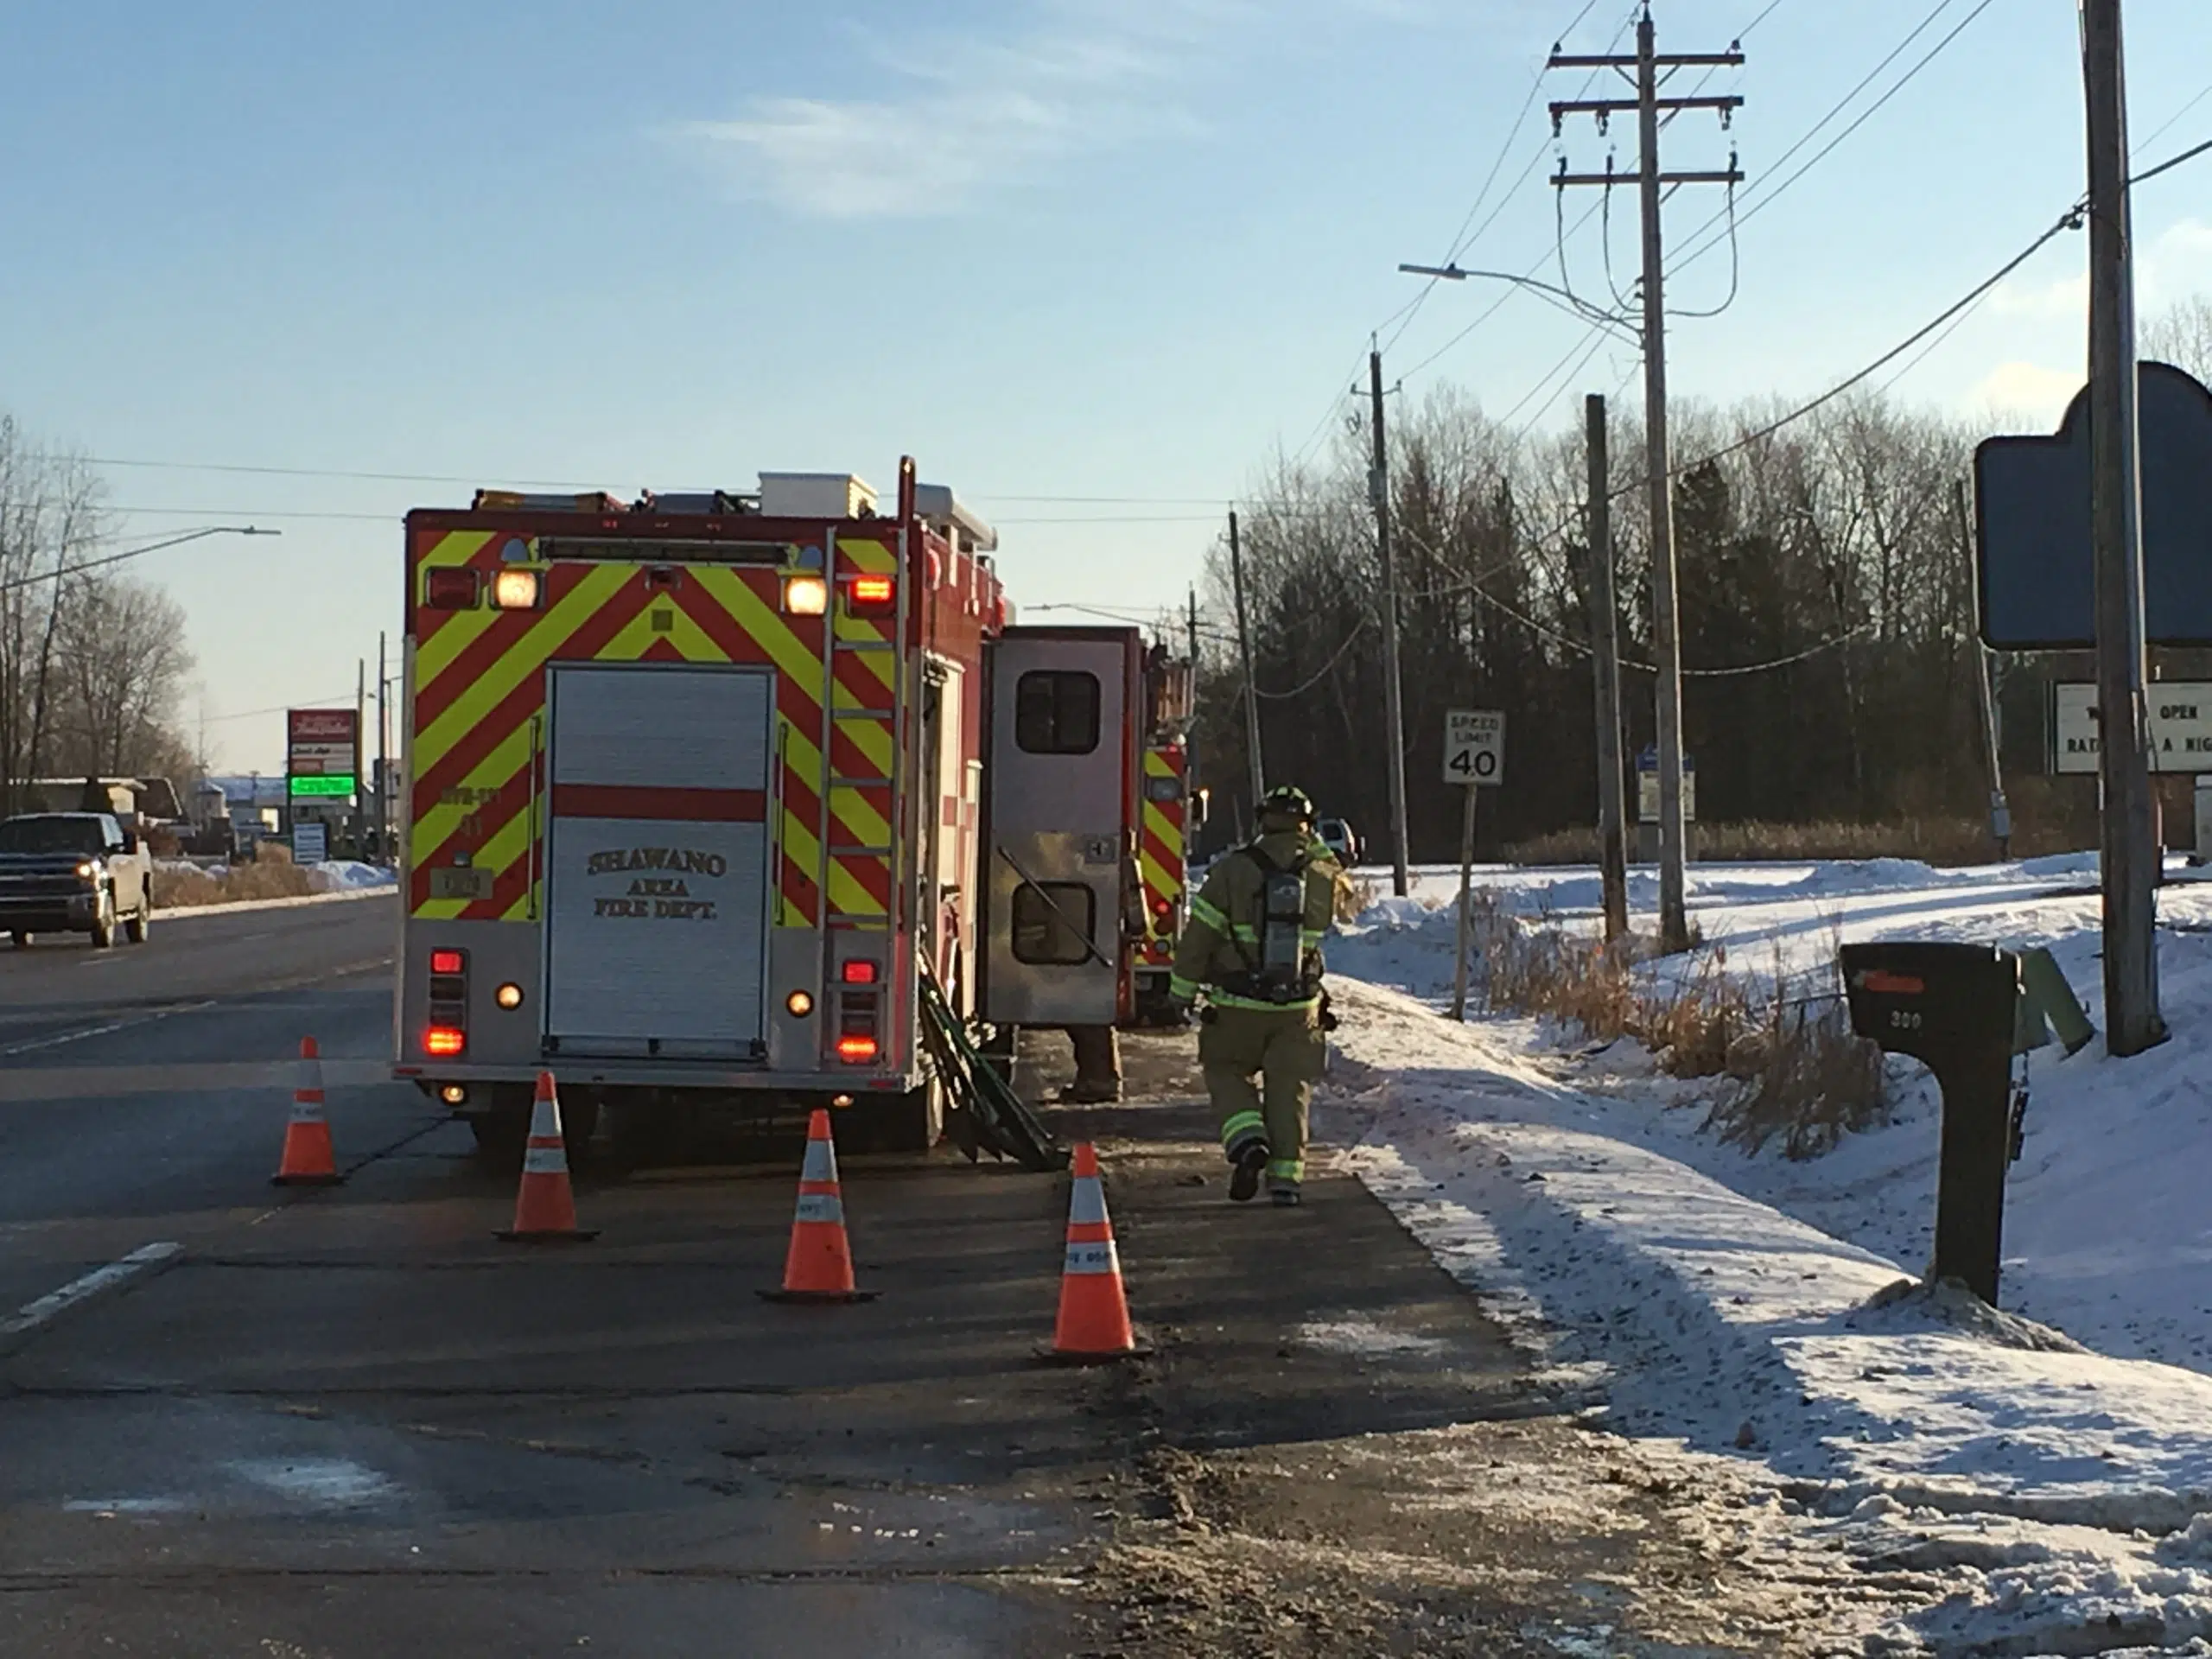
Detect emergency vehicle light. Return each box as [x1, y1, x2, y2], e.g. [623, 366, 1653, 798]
[429, 949, 467, 976]
[424, 568, 480, 609]
[490, 569, 542, 610]
[839, 959, 879, 985]
[495, 982, 524, 1010]
[836, 1034, 880, 1063]
[785, 990, 815, 1017]
[782, 575, 829, 616]
[424, 1026, 467, 1058]
[847, 574, 895, 615]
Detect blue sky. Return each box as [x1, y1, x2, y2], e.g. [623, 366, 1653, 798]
[0, 0, 2206, 769]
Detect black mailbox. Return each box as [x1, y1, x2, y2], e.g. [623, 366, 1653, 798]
[1840, 941, 2021, 1306]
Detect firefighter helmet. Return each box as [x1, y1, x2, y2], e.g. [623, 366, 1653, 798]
[1259, 785, 1315, 824]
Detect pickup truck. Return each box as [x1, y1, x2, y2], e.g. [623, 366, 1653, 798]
[0, 812, 156, 949]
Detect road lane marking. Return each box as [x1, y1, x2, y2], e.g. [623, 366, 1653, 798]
[0, 1242, 183, 1345]
[0, 1003, 214, 1058]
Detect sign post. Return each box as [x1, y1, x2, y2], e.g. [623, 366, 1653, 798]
[1445, 710, 1505, 1020]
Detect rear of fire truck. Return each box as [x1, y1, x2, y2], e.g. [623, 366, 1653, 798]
[392, 459, 1006, 1158]
[1133, 650, 1197, 1022]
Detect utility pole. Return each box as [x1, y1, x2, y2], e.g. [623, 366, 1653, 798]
[1227, 510, 1266, 817]
[355, 658, 367, 860]
[376, 630, 389, 865]
[1552, 10, 1743, 954]
[1369, 349, 1411, 898]
[1586, 395, 1630, 941]
[1955, 481, 2011, 860]
[2082, 0, 2165, 1053]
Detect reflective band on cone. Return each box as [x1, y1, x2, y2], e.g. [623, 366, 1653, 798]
[1043, 1142, 1143, 1363]
[760, 1109, 879, 1304]
[271, 1034, 342, 1186]
[497, 1071, 597, 1242]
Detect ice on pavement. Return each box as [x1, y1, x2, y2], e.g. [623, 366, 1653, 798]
[1324, 856, 2212, 1653]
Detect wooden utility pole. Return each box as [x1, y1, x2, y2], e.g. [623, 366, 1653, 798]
[1586, 395, 1630, 941]
[1369, 350, 1411, 898]
[1955, 481, 2011, 860]
[1552, 10, 1743, 954]
[354, 658, 366, 859]
[376, 631, 389, 864]
[1227, 511, 1266, 814]
[2082, 0, 2165, 1053]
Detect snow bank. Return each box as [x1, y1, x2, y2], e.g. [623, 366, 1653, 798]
[305, 861, 397, 891]
[1325, 842, 2212, 1655]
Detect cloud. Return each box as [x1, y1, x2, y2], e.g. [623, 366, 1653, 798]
[672, 2, 1232, 219]
[1967, 359, 2082, 428]
[670, 0, 1529, 219]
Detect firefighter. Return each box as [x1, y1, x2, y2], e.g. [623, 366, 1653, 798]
[1059, 1025, 1122, 1104]
[1168, 785, 1343, 1206]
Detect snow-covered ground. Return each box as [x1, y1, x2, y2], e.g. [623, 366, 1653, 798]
[1324, 855, 2212, 1654]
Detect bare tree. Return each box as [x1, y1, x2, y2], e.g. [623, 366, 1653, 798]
[49, 574, 196, 779]
[0, 416, 107, 817]
[2143, 294, 2212, 383]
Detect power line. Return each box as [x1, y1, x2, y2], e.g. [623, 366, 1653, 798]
[1253, 618, 1372, 699]
[1669, 0, 2000, 278]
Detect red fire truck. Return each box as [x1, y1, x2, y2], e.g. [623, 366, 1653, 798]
[392, 460, 1166, 1159]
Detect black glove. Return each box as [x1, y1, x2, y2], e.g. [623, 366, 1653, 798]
[1317, 989, 1339, 1033]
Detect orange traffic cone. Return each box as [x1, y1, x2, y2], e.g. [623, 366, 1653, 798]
[759, 1109, 878, 1303]
[1043, 1142, 1145, 1363]
[271, 1035, 342, 1186]
[496, 1071, 597, 1242]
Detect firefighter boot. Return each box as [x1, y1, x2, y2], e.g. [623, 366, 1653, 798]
[1059, 1025, 1122, 1104]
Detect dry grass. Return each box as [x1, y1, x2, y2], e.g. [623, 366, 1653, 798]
[1503, 813, 2085, 868]
[1465, 896, 1886, 1160]
[152, 849, 320, 910]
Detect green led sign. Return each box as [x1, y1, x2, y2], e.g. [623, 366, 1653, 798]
[289, 774, 356, 798]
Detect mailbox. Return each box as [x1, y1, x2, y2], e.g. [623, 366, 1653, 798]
[1840, 941, 2021, 1306]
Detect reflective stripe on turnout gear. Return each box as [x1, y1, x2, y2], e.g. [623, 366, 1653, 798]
[1208, 988, 1321, 1012]
[1267, 1158, 1304, 1185]
[1167, 973, 1200, 1001]
[1219, 1108, 1267, 1160]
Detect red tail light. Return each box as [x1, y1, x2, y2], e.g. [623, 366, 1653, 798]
[1152, 899, 1173, 918]
[840, 958, 880, 984]
[424, 568, 480, 609]
[429, 949, 466, 976]
[848, 574, 895, 615]
[836, 1034, 880, 1063]
[424, 1026, 467, 1057]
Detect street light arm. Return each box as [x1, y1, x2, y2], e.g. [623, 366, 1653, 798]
[1397, 263, 1641, 344]
[0, 524, 282, 594]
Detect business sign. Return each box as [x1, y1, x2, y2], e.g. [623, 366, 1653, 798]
[1444, 709, 1505, 786]
[288, 708, 358, 799]
[1976, 363, 2212, 648]
[1636, 747, 1697, 822]
[291, 821, 327, 865]
[2050, 682, 2212, 774]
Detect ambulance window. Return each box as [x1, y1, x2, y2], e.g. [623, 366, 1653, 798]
[1011, 882, 1095, 964]
[1014, 671, 1099, 754]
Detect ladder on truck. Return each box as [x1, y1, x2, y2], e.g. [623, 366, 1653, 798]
[918, 959, 1066, 1172]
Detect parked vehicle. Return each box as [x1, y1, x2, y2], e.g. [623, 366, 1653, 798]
[393, 461, 1157, 1160]
[0, 812, 156, 949]
[1316, 817, 1360, 867]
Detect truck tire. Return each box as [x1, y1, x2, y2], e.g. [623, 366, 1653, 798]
[89, 890, 116, 950]
[847, 1075, 945, 1155]
[125, 890, 151, 944]
[8, 931, 29, 950]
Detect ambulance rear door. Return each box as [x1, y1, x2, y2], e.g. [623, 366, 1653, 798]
[980, 627, 1139, 1027]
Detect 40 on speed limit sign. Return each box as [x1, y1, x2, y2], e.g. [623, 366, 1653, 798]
[1445, 709, 1504, 785]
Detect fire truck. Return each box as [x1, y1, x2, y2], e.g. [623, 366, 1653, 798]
[1131, 658, 1199, 1023]
[392, 460, 1173, 1159]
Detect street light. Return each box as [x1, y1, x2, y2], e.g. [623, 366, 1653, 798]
[0, 524, 283, 594]
[1397, 263, 1641, 346]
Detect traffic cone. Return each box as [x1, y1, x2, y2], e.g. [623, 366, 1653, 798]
[759, 1109, 878, 1303]
[1042, 1142, 1145, 1363]
[496, 1071, 597, 1242]
[270, 1035, 342, 1186]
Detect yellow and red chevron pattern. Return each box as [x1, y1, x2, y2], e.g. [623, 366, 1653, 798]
[823, 533, 899, 927]
[405, 525, 881, 930]
[1137, 742, 1187, 966]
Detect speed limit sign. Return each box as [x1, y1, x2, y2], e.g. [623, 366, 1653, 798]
[1444, 709, 1504, 786]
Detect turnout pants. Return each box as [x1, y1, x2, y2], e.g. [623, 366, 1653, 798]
[1200, 1005, 1325, 1190]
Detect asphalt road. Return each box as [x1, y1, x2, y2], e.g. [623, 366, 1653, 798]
[0, 895, 1853, 1656]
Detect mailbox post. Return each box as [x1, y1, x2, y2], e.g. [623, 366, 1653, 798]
[1840, 941, 2022, 1306]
